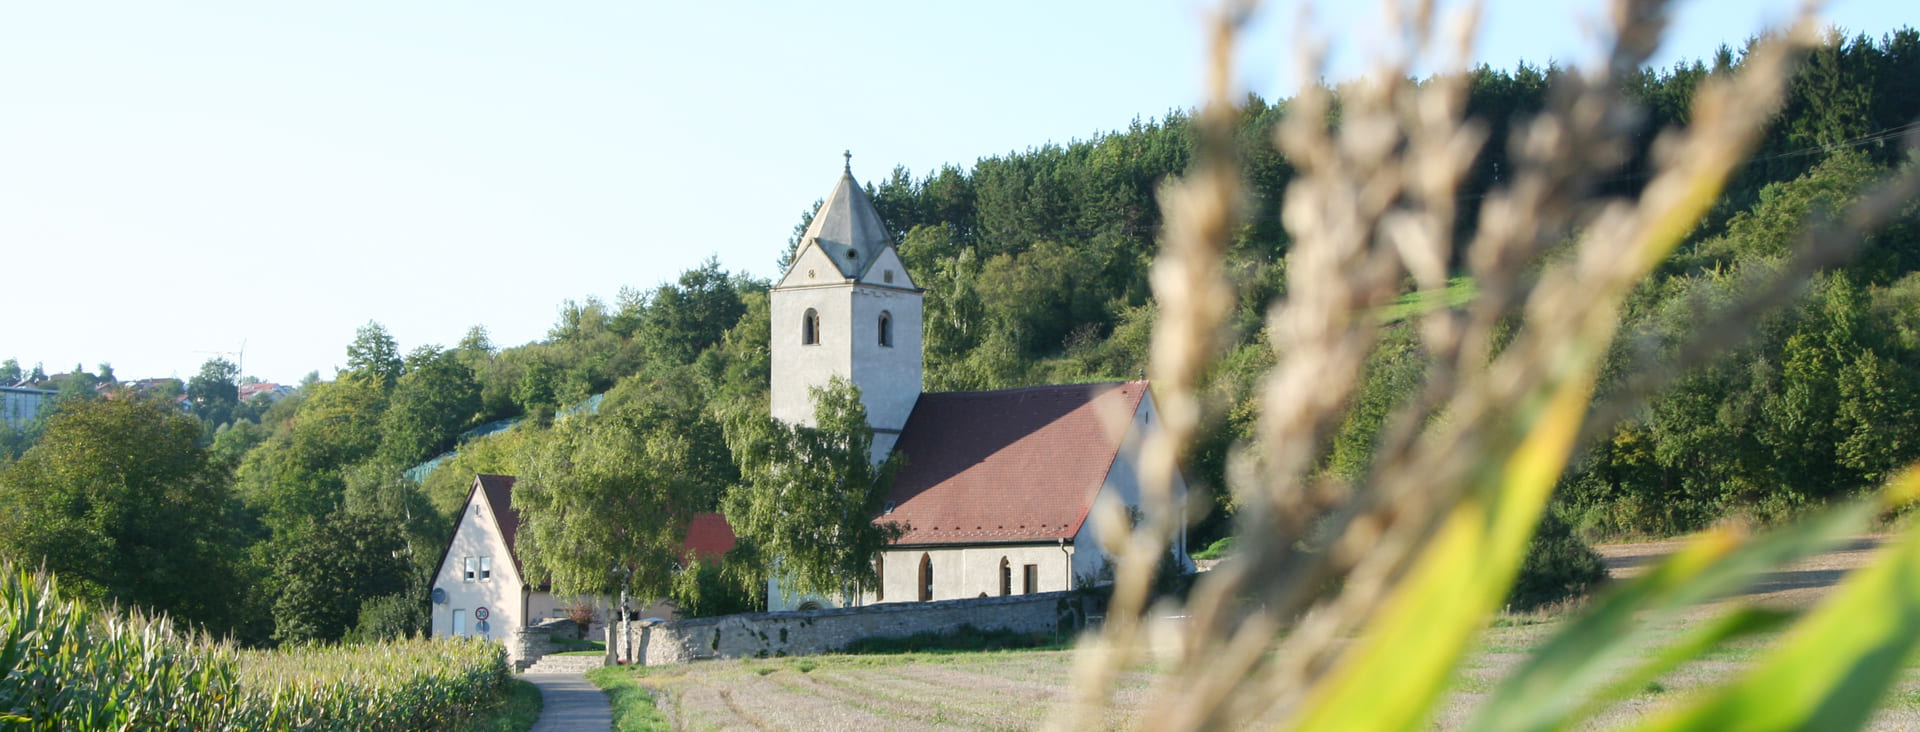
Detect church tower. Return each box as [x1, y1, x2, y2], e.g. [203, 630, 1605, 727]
[770, 155, 923, 462]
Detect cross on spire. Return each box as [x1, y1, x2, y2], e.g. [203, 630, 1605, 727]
[843, 149, 852, 173]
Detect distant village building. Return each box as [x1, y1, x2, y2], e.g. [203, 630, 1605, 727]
[0, 385, 56, 429]
[238, 382, 294, 404]
[429, 474, 736, 640]
[767, 159, 1192, 610]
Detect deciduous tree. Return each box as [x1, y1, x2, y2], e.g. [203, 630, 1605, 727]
[724, 378, 901, 602]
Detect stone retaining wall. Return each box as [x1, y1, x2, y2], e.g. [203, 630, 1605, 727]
[616, 590, 1100, 666]
[506, 617, 585, 671]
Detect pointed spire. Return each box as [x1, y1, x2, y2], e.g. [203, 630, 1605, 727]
[799, 156, 893, 278]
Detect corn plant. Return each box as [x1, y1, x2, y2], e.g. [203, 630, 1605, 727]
[0, 566, 510, 731]
[1068, 0, 1920, 730]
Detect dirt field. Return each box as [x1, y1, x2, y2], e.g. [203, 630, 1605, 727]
[612, 535, 1919, 730]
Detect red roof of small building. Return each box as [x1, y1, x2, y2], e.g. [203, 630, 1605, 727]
[881, 381, 1147, 546]
[683, 512, 737, 562]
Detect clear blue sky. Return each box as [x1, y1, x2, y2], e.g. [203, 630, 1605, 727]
[1, 0, 1908, 385]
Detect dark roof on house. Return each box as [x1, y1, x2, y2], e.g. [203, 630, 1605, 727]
[880, 381, 1148, 545]
[475, 474, 523, 576]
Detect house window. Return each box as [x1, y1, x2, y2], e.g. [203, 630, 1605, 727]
[878, 312, 893, 347]
[999, 558, 1011, 596]
[1023, 564, 1039, 594]
[452, 609, 467, 637]
[918, 553, 933, 602]
[802, 309, 820, 346]
[464, 557, 476, 582]
[874, 554, 884, 602]
[479, 557, 492, 582]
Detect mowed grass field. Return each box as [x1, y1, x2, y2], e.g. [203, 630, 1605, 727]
[595, 536, 1920, 731]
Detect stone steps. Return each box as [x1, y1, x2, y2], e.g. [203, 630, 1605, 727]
[523, 653, 607, 674]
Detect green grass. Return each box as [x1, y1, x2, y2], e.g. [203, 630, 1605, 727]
[1374, 276, 1478, 323]
[467, 679, 544, 732]
[587, 666, 672, 732]
[1192, 536, 1236, 560]
[554, 649, 606, 656]
[550, 637, 604, 652]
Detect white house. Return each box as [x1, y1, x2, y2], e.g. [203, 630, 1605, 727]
[430, 475, 583, 641]
[767, 159, 1192, 610]
[430, 474, 738, 640]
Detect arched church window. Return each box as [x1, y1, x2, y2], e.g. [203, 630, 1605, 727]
[999, 557, 1011, 596]
[919, 553, 934, 602]
[802, 309, 819, 346]
[878, 312, 893, 347]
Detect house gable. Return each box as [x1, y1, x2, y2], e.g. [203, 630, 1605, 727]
[431, 474, 527, 639]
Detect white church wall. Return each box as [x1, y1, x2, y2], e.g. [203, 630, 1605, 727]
[865, 543, 1077, 604]
[1070, 392, 1196, 585]
[848, 284, 922, 461]
[770, 271, 853, 427]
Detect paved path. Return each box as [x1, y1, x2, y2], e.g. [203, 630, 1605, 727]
[525, 672, 613, 732]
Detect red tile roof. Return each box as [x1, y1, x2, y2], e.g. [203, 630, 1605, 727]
[881, 381, 1147, 545]
[683, 513, 736, 562]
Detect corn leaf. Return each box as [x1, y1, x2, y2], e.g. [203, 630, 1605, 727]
[1627, 466, 1920, 732]
[1289, 368, 1595, 732]
[1466, 499, 1878, 732]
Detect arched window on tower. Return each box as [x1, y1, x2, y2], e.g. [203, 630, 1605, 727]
[802, 309, 819, 345]
[878, 311, 892, 347]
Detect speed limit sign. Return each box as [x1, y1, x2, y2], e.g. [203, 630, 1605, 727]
[475, 606, 490, 621]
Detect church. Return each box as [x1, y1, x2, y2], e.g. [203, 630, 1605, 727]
[767, 157, 1193, 610]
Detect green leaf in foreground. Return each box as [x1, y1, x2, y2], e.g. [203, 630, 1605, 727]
[1629, 465, 1920, 732]
[1467, 499, 1878, 732]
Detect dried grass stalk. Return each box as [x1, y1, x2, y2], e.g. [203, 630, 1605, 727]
[1052, 0, 1886, 729]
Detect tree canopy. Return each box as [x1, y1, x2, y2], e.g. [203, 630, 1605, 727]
[724, 378, 902, 602]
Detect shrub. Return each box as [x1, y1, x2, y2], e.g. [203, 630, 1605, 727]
[1505, 511, 1609, 612]
[347, 592, 428, 643]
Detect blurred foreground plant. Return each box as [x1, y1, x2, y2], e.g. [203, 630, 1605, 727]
[1067, 0, 1920, 729]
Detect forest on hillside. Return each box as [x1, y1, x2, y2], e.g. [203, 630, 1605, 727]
[1, 28, 1916, 647]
